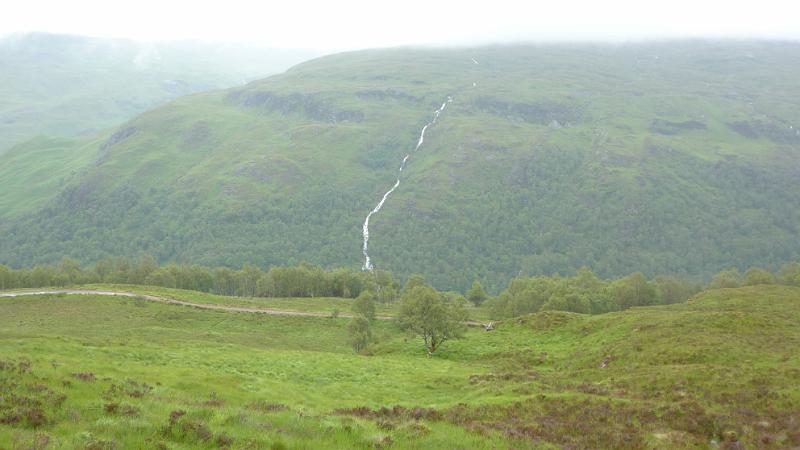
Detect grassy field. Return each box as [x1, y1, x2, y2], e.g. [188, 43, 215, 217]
[1, 285, 798, 448]
[7, 284, 494, 322]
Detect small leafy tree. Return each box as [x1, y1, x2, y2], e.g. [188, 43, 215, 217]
[743, 267, 776, 286]
[708, 268, 742, 289]
[778, 262, 800, 286]
[466, 280, 488, 306]
[398, 285, 467, 355]
[352, 290, 376, 321]
[610, 272, 657, 310]
[377, 285, 398, 303]
[348, 315, 372, 352]
[401, 274, 427, 295]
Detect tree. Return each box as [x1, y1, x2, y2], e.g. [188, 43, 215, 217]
[485, 276, 552, 318]
[777, 262, 800, 286]
[542, 293, 591, 314]
[212, 267, 237, 296]
[398, 285, 467, 355]
[744, 267, 776, 286]
[466, 280, 488, 306]
[0, 265, 14, 290]
[93, 258, 115, 282]
[256, 274, 276, 297]
[57, 257, 83, 285]
[347, 315, 372, 352]
[131, 254, 158, 285]
[145, 268, 176, 288]
[708, 268, 742, 289]
[237, 264, 262, 297]
[402, 274, 427, 295]
[654, 276, 701, 305]
[610, 272, 657, 310]
[352, 290, 376, 321]
[376, 285, 398, 303]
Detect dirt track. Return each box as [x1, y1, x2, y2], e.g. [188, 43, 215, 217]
[0, 289, 487, 326]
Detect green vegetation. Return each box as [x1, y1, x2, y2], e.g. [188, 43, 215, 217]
[3, 257, 799, 322]
[3, 33, 798, 450]
[347, 315, 373, 352]
[0, 32, 321, 155]
[352, 291, 377, 321]
[2, 41, 799, 291]
[1, 283, 798, 448]
[398, 285, 469, 354]
[466, 281, 488, 306]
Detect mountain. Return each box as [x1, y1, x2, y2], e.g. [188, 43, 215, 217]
[0, 32, 323, 153]
[1, 41, 799, 291]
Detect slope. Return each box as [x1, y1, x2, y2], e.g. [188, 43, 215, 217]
[0, 285, 798, 448]
[1, 41, 799, 291]
[0, 32, 322, 153]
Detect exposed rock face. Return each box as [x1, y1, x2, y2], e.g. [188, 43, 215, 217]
[727, 121, 760, 139]
[96, 126, 138, 164]
[727, 119, 800, 143]
[355, 89, 419, 102]
[227, 90, 364, 123]
[649, 119, 706, 135]
[470, 97, 582, 126]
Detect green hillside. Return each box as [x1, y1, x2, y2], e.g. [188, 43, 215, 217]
[1, 41, 799, 291]
[0, 32, 321, 153]
[1, 285, 798, 448]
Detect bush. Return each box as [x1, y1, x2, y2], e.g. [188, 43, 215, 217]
[348, 315, 372, 352]
[352, 291, 376, 321]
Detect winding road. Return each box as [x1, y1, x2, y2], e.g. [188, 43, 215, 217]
[0, 289, 487, 326]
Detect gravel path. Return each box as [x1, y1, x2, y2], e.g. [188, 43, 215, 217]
[0, 289, 487, 326]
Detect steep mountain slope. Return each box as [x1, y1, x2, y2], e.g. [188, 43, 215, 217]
[0, 32, 322, 152]
[2, 41, 799, 291]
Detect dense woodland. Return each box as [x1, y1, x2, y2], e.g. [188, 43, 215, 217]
[2, 257, 798, 318]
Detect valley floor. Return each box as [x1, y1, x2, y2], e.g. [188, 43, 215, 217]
[1, 286, 798, 448]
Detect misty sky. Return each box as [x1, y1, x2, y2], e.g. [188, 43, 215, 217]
[2, 0, 799, 49]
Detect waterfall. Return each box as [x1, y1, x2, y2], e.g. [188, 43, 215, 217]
[361, 97, 452, 271]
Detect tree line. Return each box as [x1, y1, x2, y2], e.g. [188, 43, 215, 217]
[1, 256, 798, 318]
[3, 257, 799, 356]
[0, 255, 398, 300]
[483, 263, 800, 318]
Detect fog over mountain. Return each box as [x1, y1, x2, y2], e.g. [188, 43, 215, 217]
[2, 0, 799, 50]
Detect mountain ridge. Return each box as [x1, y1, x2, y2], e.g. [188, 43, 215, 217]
[0, 31, 323, 153]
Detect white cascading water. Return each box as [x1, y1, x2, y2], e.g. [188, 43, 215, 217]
[361, 96, 453, 271]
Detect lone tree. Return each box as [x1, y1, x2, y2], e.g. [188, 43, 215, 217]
[398, 285, 468, 355]
[348, 315, 372, 352]
[466, 280, 488, 305]
[352, 290, 376, 321]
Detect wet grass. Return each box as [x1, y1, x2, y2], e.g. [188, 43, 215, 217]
[1, 285, 798, 448]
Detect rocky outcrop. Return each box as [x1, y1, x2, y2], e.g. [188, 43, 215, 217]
[227, 90, 364, 123]
[96, 126, 138, 164]
[650, 119, 706, 135]
[470, 97, 582, 126]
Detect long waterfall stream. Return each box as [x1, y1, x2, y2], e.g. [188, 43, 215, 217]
[361, 96, 452, 271]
